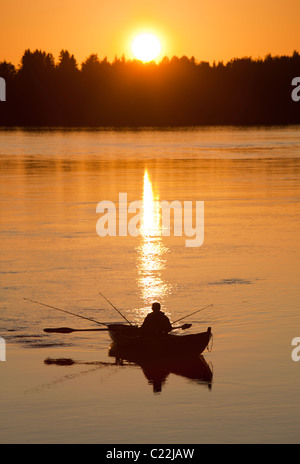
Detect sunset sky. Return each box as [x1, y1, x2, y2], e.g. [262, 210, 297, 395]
[1, 0, 300, 66]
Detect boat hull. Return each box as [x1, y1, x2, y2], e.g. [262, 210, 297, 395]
[107, 324, 212, 359]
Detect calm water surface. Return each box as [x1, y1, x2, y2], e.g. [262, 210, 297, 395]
[0, 126, 300, 443]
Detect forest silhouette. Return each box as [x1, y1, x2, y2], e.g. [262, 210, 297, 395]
[0, 49, 300, 126]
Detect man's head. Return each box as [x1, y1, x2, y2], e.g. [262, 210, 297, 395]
[152, 302, 161, 312]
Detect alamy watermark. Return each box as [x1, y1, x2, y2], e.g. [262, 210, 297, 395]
[96, 193, 204, 247]
[0, 78, 6, 101]
[0, 338, 6, 362]
[291, 77, 300, 102]
[291, 337, 300, 362]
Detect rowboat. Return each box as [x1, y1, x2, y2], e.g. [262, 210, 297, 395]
[107, 324, 212, 359]
[26, 297, 214, 360]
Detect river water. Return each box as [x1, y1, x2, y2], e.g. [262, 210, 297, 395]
[0, 126, 300, 443]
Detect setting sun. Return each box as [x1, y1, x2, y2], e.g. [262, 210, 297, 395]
[131, 33, 161, 62]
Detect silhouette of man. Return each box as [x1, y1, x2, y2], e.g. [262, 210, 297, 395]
[140, 302, 172, 337]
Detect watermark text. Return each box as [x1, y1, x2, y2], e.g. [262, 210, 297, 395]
[96, 193, 204, 247]
[0, 338, 6, 362]
[291, 337, 300, 362]
[291, 77, 300, 102]
[0, 78, 6, 101]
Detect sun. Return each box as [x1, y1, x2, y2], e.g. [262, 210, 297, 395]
[131, 33, 161, 62]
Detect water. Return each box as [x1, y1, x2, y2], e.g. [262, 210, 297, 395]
[0, 126, 300, 443]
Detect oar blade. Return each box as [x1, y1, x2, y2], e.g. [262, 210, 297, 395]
[181, 323, 192, 330]
[44, 327, 74, 334]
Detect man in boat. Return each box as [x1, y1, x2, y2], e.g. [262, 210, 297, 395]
[140, 302, 173, 337]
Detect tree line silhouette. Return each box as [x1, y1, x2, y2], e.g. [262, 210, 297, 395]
[0, 49, 300, 126]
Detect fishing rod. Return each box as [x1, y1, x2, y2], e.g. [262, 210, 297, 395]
[23, 297, 108, 327]
[172, 304, 213, 324]
[98, 291, 133, 326]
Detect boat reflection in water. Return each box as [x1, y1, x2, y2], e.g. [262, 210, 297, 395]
[109, 344, 213, 393]
[44, 351, 213, 394]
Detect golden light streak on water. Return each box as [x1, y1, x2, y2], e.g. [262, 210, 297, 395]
[136, 170, 171, 312]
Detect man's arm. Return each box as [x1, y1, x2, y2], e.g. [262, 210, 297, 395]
[164, 315, 173, 333]
[140, 314, 151, 330]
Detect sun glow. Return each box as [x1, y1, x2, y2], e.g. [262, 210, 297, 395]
[131, 33, 161, 62]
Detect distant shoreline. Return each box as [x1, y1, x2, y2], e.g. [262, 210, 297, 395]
[1, 50, 300, 127]
[0, 123, 300, 131]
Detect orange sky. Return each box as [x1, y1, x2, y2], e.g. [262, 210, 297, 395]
[1, 0, 300, 66]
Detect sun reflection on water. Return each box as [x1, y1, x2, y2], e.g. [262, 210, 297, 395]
[136, 170, 171, 314]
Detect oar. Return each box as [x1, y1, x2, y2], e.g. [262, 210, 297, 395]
[23, 297, 108, 327]
[172, 304, 213, 324]
[44, 323, 192, 334]
[44, 327, 110, 334]
[171, 323, 192, 331]
[98, 291, 133, 326]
